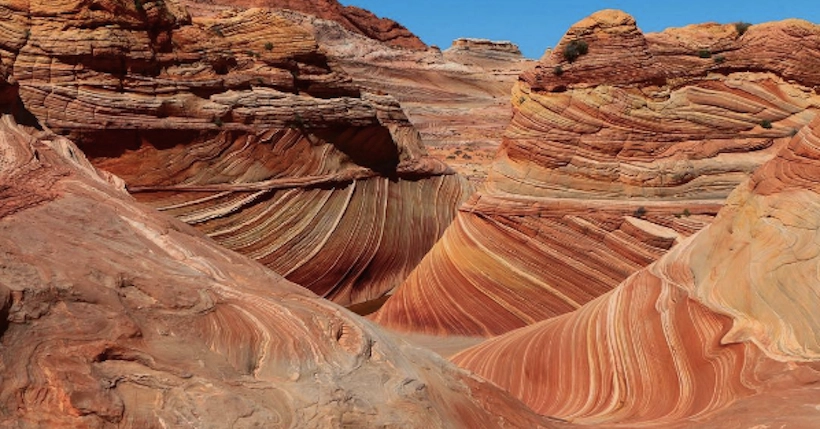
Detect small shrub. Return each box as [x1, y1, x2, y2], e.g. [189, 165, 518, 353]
[264, 42, 274, 51]
[211, 25, 224, 37]
[683, 208, 691, 217]
[518, 96, 526, 104]
[698, 49, 712, 59]
[290, 113, 305, 128]
[735, 22, 752, 36]
[563, 39, 589, 63]
[213, 117, 223, 127]
[790, 128, 799, 137]
[760, 119, 773, 129]
[553, 65, 564, 76]
[245, 50, 259, 58]
[714, 55, 726, 64]
[134, 0, 144, 12]
[633, 206, 647, 219]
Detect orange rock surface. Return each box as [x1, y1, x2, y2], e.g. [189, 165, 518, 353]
[0, 109, 569, 427]
[182, 0, 427, 49]
[373, 11, 820, 336]
[275, 10, 535, 182]
[452, 116, 820, 426]
[4, 0, 470, 306]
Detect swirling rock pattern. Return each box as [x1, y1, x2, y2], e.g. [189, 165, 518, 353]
[181, 0, 427, 49]
[0, 112, 566, 428]
[452, 116, 820, 426]
[4, 0, 470, 306]
[272, 9, 535, 182]
[373, 11, 820, 336]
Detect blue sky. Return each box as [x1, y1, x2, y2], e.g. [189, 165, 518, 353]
[341, 1, 820, 58]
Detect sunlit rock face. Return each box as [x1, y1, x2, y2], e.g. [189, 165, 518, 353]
[0, 109, 560, 428]
[181, 0, 427, 49]
[3, 0, 471, 306]
[373, 10, 820, 336]
[452, 116, 820, 426]
[269, 9, 535, 183]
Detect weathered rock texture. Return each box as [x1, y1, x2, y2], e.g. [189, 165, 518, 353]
[373, 11, 820, 336]
[182, 0, 427, 49]
[452, 116, 820, 426]
[0, 110, 567, 428]
[272, 9, 534, 182]
[4, 0, 471, 306]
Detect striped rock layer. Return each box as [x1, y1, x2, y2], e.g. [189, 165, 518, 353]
[181, 0, 427, 49]
[273, 8, 535, 182]
[452, 116, 820, 427]
[2, 0, 471, 306]
[0, 113, 562, 429]
[372, 10, 820, 336]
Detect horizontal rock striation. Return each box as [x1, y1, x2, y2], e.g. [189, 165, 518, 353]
[4, 0, 470, 306]
[0, 112, 563, 428]
[372, 10, 820, 336]
[181, 0, 427, 49]
[452, 116, 820, 426]
[276, 10, 534, 182]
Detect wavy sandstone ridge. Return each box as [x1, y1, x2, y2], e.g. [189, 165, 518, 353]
[0, 111, 564, 428]
[4, 0, 470, 306]
[273, 10, 534, 183]
[372, 11, 820, 336]
[181, 0, 427, 49]
[452, 116, 820, 426]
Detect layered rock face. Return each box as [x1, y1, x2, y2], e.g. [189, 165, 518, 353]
[5, 0, 470, 306]
[373, 11, 820, 336]
[182, 0, 427, 49]
[0, 111, 564, 428]
[272, 10, 534, 182]
[452, 116, 820, 426]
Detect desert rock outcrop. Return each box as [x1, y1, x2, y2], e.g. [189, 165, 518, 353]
[452, 115, 820, 426]
[271, 9, 534, 182]
[4, 0, 470, 306]
[373, 11, 820, 336]
[182, 0, 427, 49]
[0, 111, 566, 428]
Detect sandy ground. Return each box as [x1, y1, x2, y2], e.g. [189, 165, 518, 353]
[388, 331, 487, 359]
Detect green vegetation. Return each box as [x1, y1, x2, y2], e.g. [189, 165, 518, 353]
[264, 42, 274, 51]
[553, 65, 564, 76]
[134, 0, 144, 12]
[683, 208, 691, 217]
[735, 22, 752, 36]
[563, 39, 589, 63]
[698, 49, 712, 59]
[760, 119, 773, 129]
[633, 206, 647, 219]
[518, 96, 526, 104]
[714, 55, 726, 64]
[213, 117, 223, 127]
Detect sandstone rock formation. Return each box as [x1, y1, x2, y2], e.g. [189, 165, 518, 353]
[373, 11, 820, 336]
[182, 0, 427, 49]
[0, 109, 567, 428]
[4, 0, 470, 306]
[452, 116, 820, 426]
[271, 9, 534, 182]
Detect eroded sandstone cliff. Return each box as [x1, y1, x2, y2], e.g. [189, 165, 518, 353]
[452, 115, 820, 427]
[3, 0, 470, 306]
[0, 109, 569, 428]
[373, 10, 820, 336]
[271, 8, 535, 183]
[181, 0, 427, 49]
